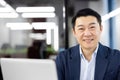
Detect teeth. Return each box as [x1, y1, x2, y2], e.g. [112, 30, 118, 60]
[84, 39, 91, 41]
[85, 40, 91, 41]
[84, 39, 93, 42]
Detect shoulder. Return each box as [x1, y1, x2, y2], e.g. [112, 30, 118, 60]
[99, 43, 120, 59]
[103, 44, 120, 55]
[55, 45, 79, 62]
[58, 45, 79, 56]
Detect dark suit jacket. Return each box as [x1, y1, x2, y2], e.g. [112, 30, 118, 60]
[55, 43, 120, 80]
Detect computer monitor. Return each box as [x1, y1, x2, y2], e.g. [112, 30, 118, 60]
[0, 58, 58, 80]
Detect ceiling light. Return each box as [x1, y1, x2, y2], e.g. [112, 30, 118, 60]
[0, 0, 19, 18]
[6, 23, 32, 30]
[16, 6, 55, 13]
[0, 8, 14, 12]
[29, 33, 46, 40]
[22, 13, 55, 18]
[0, 13, 18, 18]
[102, 8, 120, 21]
[0, 0, 7, 6]
[32, 22, 56, 29]
[46, 29, 51, 45]
[53, 27, 59, 51]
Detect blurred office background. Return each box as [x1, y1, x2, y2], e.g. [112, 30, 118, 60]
[0, 0, 120, 59]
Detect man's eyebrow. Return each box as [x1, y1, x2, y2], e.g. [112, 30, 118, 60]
[76, 24, 84, 27]
[89, 22, 97, 25]
[76, 22, 98, 27]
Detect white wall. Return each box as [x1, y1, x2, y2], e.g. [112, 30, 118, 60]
[114, 0, 120, 50]
[0, 19, 10, 48]
[0, 18, 32, 48]
[10, 30, 32, 48]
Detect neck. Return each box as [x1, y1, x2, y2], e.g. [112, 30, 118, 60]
[81, 47, 96, 61]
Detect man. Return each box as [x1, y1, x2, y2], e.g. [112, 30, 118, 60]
[55, 8, 120, 80]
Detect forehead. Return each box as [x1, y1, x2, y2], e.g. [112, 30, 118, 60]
[75, 16, 98, 25]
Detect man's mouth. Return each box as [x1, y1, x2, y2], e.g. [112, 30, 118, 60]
[83, 39, 94, 43]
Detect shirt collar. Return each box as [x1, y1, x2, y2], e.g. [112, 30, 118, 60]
[79, 44, 99, 60]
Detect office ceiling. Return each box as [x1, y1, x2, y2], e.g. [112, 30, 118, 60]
[5, 0, 51, 6]
[4, 0, 61, 8]
[4, 0, 99, 8]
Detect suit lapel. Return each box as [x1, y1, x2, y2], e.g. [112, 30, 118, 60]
[94, 43, 108, 80]
[69, 45, 80, 80]
[69, 44, 109, 80]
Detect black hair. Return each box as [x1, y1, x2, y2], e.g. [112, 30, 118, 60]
[71, 8, 102, 28]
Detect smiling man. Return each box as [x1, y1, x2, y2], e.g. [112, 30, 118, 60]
[73, 15, 102, 61]
[55, 8, 120, 80]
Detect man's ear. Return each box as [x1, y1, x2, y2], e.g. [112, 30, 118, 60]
[72, 28, 76, 36]
[100, 25, 103, 31]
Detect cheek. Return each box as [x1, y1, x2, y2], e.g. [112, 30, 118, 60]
[93, 30, 101, 35]
[73, 30, 84, 39]
[97, 30, 102, 35]
[94, 31, 102, 39]
[75, 33, 83, 41]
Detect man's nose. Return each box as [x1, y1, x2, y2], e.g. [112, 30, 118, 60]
[84, 29, 91, 36]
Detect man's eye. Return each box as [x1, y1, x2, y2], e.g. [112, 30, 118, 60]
[79, 28, 84, 30]
[91, 26, 95, 28]
[90, 26, 95, 29]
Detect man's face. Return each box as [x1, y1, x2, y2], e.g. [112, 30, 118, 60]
[73, 16, 102, 50]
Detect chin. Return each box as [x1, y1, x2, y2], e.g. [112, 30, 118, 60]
[84, 44, 94, 49]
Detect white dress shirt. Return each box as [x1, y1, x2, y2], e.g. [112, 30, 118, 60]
[79, 45, 98, 80]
